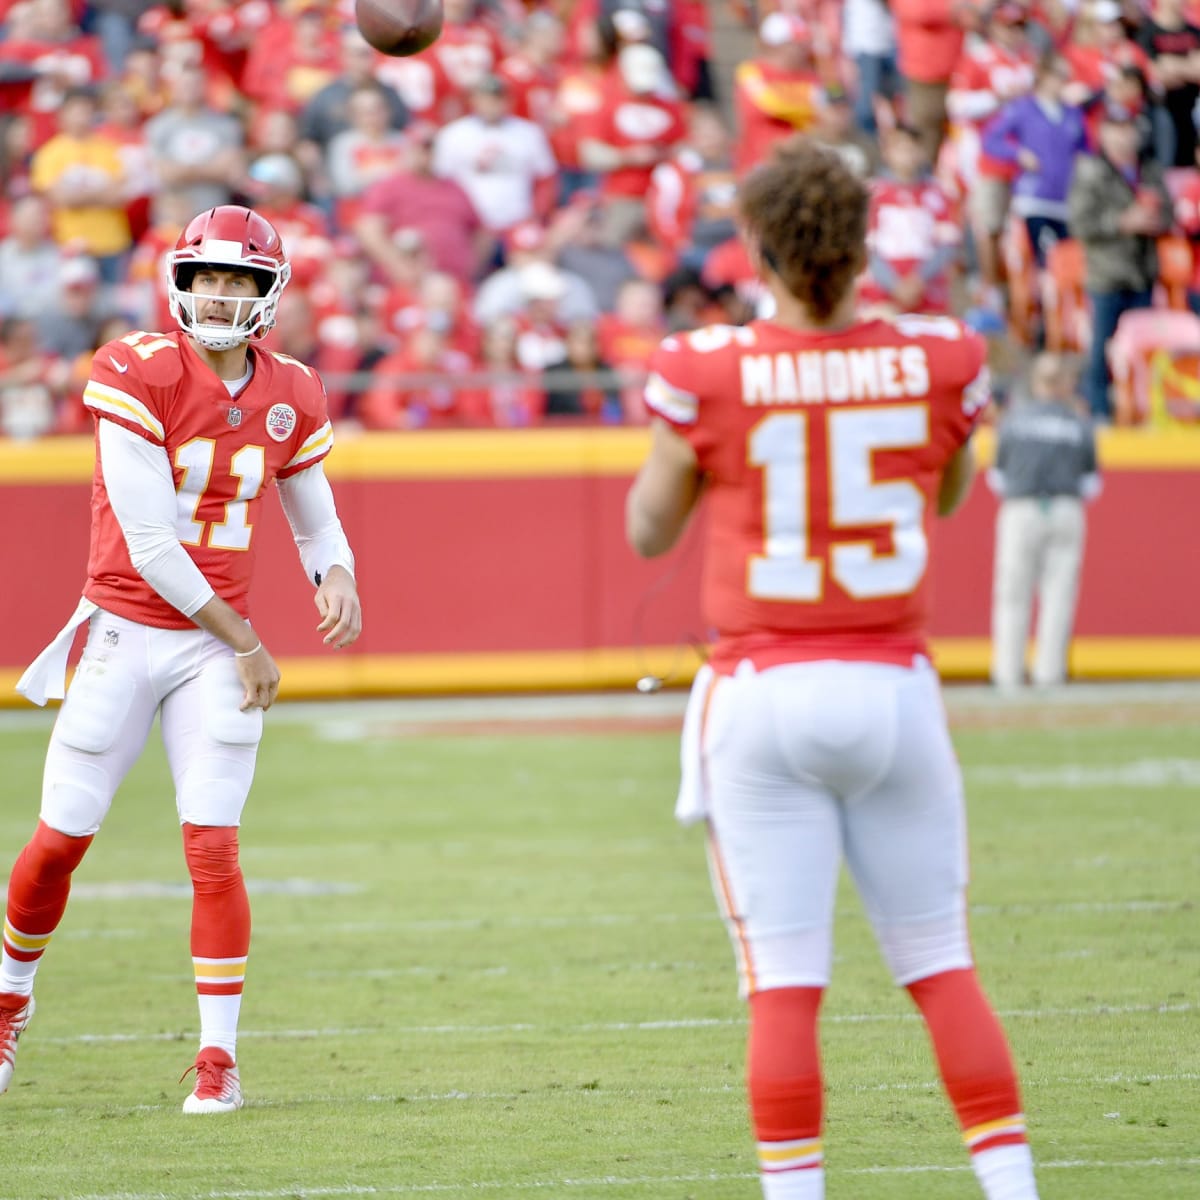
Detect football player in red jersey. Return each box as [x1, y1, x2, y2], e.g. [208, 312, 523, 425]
[627, 139, 1040, 1200]
[0, 205, 362, 1114]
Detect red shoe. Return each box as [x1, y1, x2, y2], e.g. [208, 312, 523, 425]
[180, 1047, 243, 1114]
[0, 992, 34, 1096]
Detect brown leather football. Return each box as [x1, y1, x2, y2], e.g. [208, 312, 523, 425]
[355, 0, 443, 57]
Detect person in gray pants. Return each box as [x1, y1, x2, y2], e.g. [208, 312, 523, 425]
[989, 354, 1101, 689]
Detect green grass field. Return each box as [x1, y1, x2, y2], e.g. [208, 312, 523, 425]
[0, 687, 1196, 1200]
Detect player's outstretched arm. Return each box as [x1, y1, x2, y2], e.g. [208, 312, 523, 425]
[627, 419, 703, 557]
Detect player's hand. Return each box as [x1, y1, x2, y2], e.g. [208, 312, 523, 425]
[235, 643, 281, 712]
[315, 565, 362, 649]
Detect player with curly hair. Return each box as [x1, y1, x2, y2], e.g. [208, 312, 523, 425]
[627, 137, 1040, 1199]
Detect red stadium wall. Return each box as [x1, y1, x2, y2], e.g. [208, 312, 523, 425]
[1, 427, 1198, 705]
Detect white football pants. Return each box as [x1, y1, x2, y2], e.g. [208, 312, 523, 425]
[700, 658, 972, 994]
[991, 496, 1086, 689]
[40, 609, 262, 837]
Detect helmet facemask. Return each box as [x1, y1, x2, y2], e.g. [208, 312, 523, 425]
[167, 251, 292, 351]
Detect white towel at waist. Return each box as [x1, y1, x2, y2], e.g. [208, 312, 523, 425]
[16, 598, 98, 706]
[675, 662, 715, 826]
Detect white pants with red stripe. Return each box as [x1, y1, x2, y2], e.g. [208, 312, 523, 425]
[692, 658, 973, 995]
[38, 609, 262, 837]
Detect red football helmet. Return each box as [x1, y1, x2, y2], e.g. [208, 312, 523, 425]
[167, 206, 292, 351]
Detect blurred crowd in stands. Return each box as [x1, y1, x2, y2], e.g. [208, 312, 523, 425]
[4, 0, 1200, 438]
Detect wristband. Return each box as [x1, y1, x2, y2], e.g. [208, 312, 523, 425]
[234, 641, 262, 658]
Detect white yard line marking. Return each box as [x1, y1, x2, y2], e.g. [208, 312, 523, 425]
[26, 1158, 1200, 1200]
[34, 1001, 1195, 1046]
[50, 1071, 1200, 1119]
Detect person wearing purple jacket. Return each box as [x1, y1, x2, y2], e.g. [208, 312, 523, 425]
[983, 53, 1089, 266]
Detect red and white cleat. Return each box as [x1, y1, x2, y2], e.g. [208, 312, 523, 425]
[0, 993, 34, 1096]
[181, 1047, 243, 1114]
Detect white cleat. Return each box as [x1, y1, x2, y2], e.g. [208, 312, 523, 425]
[181, 1047, 243, 1114]
[0, 993, 34, 1095]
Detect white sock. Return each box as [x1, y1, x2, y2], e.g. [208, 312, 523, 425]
[0, 950, 38, 998]
[197, 993, 242, 1059]
[972, 1143, 1039, 1200]
[761, 1168, 824, 1199]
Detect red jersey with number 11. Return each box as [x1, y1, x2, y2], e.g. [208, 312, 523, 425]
[643, 316, 989, 672]
[82, 331, 333, 629]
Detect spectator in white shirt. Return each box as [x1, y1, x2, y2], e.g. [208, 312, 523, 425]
[432, 74, 559, 235]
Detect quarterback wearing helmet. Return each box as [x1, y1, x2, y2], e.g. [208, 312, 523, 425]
[0, 206, 362, 1113]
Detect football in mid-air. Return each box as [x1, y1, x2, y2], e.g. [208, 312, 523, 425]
[355, 0, 442, 57]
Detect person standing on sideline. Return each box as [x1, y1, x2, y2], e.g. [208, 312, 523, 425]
[0, 205, 362, 1113]
[1067, 103, 1170, 420]
[990, 353, 1100, 690]
[626, 138, 1040, 1200]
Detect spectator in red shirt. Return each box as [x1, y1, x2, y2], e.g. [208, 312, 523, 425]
[244, 152, 332, 288]
[860, 122, 963, 316]
[432, 0, 506, 99]
[732, 13, 826, 176]
[580, 42, 687, 243]
[597, 276, 665, 421]
[498, 10, 564, 131]
[360, 320, 479, 430]
[355, 121, 489, 287]
[547, 17, 612, 199]
[240, 1, 340, 117]
[463, 314, 547, 426]
[647, 102, 738, 271]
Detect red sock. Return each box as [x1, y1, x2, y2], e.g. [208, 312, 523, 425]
[3, 821, 94, 963]
[748, 987, 825, 1174]
[183, 824, 250, 996]
[908, 967, 1028, 1153]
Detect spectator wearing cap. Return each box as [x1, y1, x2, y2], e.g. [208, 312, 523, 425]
[30, 87, 132, 287]
[732, 13, 826, 176]
[0, 194, 64, 321]
[1135, 0, 1200, 168]
[990, 352, 1100, 689]
[844, 0, 900, 136]
[355, 122, 488, 287]
[245, 153, 332, 288]
[1063, 1, 1153, 101]
[946, 2, 1036, 317]
[982, 52, 1089, 267]
[40, 255, 114, 362]
[326, 84, 411, 212]
[1067, 102, 1171, 419]
[433, 73, 559, 236]
[890, 0, 970, 162]
[511, 262, 571, 371]
[647, 103, 739, 270]
[143, 63, 246, 217]
[297, 28, 410, 162]
[473, 219, 599, 327]
[580, 43, 686, 242]
[860, 123, 962, 317]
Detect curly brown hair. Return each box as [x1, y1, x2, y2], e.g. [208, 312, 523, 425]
[738, 136, 869, 322]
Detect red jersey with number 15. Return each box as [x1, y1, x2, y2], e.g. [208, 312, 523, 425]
[643, 315, 989, 672]
[82, 331, 333, 629]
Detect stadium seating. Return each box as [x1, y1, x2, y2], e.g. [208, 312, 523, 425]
[1040, 238, 1090, 354]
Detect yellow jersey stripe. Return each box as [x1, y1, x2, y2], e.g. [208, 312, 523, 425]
[758, 1139, 822, 1163]
[644, 373, 698, 425]
[83, 384, 165, 442]
[192, 959, 248, 978]
[285, 422, 334, 469]
[963, 1115, 1026, 1145]
[3, 922, 52, 951]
